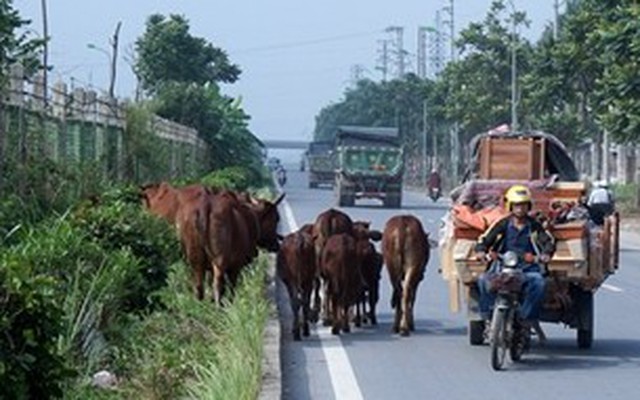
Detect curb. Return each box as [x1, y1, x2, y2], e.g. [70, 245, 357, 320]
[259, 258, 282, 400]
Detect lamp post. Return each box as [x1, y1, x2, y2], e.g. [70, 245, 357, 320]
[87, 43, 114, 98]
[507, 0, 518, 132]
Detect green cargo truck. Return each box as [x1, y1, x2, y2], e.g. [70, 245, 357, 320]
[307, 140, 335, 188]
[334, 126, 403, 208]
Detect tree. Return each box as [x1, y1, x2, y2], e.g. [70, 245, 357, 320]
[134, 14, 241, 95]
[0, 0, 45, 192]
[152, 82, 262, 170]
[436, 0, 532, 141]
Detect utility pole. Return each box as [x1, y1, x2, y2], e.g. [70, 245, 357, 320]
[553, 0, 560, 40]
[422, 99, 428, 188]
[41, 0, 48, 108]
[376, 39, 389, 82]
[443, 0, 459, 185]
[109, 21, 122, 99]
[507, 0, 518, 132]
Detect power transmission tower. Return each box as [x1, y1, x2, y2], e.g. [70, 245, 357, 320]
[376, 39, 390, 82]
[417, 27, 427, 79]
[350, 64, 365, 87]
[385, 26, 405, 79]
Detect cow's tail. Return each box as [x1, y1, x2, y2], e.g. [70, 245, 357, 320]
[390, 221, 406, 309]
[199, 198, 213, 262]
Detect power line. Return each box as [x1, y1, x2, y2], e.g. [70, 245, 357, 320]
[231, 29, 383, 55]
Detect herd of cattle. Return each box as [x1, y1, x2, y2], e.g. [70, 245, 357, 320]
[140, 182, 433, 338]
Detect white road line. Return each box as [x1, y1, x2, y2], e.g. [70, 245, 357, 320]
[281, 199, 364, 400]
[602, 283, 623, 293]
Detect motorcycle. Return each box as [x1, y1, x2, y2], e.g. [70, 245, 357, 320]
[428, 186, 441, 202]
[487, 251, 531, 371]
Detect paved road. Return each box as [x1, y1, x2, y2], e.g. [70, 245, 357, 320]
[276, 167, 640, 400]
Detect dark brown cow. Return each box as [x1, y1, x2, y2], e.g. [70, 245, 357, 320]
[205, 192, 256, 304]
[141, 182, 212, 299]
[353, 222, 383, 325]
[382, 215, 430, 336]
[320, 233, 363, 335]
[313, 208, 354, 323]
[277, 227, 317, 340]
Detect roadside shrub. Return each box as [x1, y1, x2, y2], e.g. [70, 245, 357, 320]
[612, 183, 639, 214]
[70, 186, 180, 312]
[200, 165, 269, 191]
[0, 257, 71, 399]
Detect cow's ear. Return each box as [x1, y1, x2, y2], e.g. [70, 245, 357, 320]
[273, 193, 285, 205]
[368, 230, 383, 242]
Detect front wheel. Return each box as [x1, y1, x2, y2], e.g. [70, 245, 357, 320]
[490, 307, 508, 371]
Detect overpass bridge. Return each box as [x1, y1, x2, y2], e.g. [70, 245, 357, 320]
[261, 139, 309, 149]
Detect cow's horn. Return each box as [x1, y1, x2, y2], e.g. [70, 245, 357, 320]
[274, 193, 286, 205]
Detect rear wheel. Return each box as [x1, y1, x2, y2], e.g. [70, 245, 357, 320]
[576, 289, 594, 349]
[490, 308, 508, 371]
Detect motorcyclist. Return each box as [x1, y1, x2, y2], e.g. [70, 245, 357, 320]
[428, 168, 441, 195]
[276, 166, 287, 186]
[586, 180, 615, 225]
[474, 184, 555, 327]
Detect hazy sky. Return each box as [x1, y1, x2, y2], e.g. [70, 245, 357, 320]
[16, 1, 560, 143]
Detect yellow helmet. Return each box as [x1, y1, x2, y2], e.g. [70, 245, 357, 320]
[504, 184, 532, 210]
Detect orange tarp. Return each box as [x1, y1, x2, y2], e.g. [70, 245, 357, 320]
[452, 204, 508, 232]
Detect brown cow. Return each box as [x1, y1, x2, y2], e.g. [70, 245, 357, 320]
[353, 221, 383, 326]
[320, 233, 363, 335]
[141, 182, 212, 300]
[312, 208, 354, 323]
[382, 215, 430, 336]
[277, 227, 317, 340]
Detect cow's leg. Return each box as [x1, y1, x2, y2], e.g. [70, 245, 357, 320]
[212, 265, 225, 306]
[302, 283, 313, 337]
[322, 279, 332, 327]
[342, 304, 351, 333]
[354, 298, 362, 328]
[331, 294, 340, 335]
[310, 276, 321, 323]
[391, 280, 402, 333]
[181, 234, 205, 300]
[400, 271, 419, 336]
[288, 286, 302, 341]
[369, 284, 379, 325]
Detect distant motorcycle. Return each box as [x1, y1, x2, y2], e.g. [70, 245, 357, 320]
[428, 186, 441, 202]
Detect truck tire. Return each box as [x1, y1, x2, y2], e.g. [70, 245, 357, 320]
[337, 184, 354, 207]
[384, 192, 402, 208]
[469, 320, 485, 346]
[576, 289, 594, 349]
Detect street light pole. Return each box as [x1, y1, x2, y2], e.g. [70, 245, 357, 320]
[507, 0, 518, 132]
[87, 21, 121, 99]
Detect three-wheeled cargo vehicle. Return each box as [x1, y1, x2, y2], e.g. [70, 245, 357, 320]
[439, 131, 620, 349]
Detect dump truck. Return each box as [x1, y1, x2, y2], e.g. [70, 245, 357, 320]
[439, 130, 619, 349]
[334, 125, 403, 208]
[307, 140, 335, 188]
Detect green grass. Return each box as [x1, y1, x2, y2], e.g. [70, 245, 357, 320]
[65, 256, 270, 400]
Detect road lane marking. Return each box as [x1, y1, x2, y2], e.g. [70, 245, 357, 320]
[602, 283, 623, 293]
[280, 199, 364, 400]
